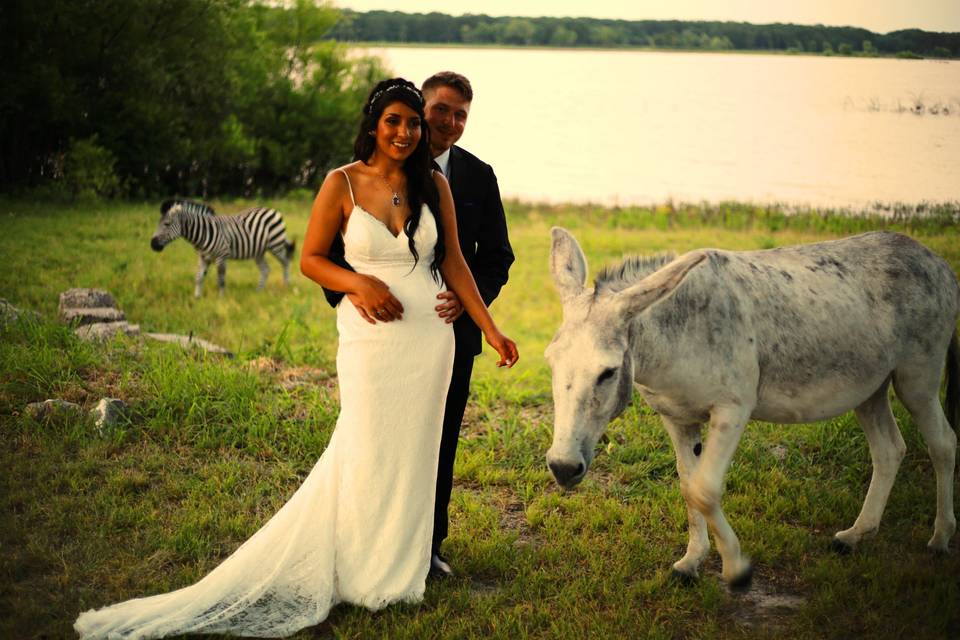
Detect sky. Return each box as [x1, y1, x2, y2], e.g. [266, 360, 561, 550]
[332, 0, 960, 35]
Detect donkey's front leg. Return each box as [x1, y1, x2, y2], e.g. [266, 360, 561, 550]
[686, 404, 753, 589]
[195, 256, 210, 298]
[662, 417, 710, 582]
[216, 257, 227, 295]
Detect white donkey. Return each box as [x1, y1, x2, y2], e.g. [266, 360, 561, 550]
[545, 227, 959, 590]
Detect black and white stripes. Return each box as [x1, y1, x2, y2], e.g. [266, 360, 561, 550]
[151, 199, 296, 297]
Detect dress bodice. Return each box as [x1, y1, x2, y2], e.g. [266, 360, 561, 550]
[342, 204, 438, 274]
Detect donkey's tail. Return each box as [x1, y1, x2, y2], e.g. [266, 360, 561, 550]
[947, 329, 959, 431]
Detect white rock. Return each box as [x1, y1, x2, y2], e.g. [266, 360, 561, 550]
[74, 321, 141, 341]
[25, 399, 83, 421]
[91, 398, 129, 435]
[60, 307, 126, 326]
[59, 288, 117, 312]
[145, 332, 233, 357]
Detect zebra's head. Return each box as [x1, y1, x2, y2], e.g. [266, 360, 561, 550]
[151, 202, 183, 252]
[151, 199, 214, 252]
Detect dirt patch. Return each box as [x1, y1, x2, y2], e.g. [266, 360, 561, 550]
[278, 366, 336, 391]
[732, 575, 806, 632]
[247, 358, 336, 392]
[469, 576, 500, 596]
[458, 485, 542, 549]
[247, 356, 283, 373]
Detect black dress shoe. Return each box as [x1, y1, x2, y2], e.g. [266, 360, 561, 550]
[429, 553, 452, 579]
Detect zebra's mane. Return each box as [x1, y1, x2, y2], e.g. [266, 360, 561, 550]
[161, 199, 216, 216]
[594, 253, 676, 295]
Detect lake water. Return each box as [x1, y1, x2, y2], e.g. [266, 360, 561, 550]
[366, 46, 960, 209]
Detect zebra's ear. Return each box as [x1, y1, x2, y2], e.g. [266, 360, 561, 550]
[160, 199, 175, 216]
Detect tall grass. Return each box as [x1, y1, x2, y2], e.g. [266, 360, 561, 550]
[1, 196, 958, 638]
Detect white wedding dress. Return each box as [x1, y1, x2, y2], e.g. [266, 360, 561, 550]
[75, 180, 455, 638]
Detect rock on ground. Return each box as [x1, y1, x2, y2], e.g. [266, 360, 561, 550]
[91, 398, 129, 435]
[60, 307, 126, 326]
[74, 321, 141, 342]
[58, 288, 117, 313]
[144, 332, 233, 357]
[25, 399, 84, 421]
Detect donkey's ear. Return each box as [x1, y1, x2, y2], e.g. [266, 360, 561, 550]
[550, 227, 588, 303]
[616, 251, 706, 315]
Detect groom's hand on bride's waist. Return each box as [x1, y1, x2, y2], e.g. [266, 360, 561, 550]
[435, 291, 464, 323]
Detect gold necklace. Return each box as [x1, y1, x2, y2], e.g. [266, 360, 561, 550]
[374, 171, 403, 207]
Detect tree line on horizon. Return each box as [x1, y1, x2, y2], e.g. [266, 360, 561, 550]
[327, 10, 959, 58]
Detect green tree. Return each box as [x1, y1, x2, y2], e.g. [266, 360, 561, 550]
[502, 18, 536, 45]
[549, 25, 578, 47]
[0, 0, 383, 197]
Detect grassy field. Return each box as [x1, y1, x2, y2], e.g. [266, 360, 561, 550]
[1, 195, 958, 638]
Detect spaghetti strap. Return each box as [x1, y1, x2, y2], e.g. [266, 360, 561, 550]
[338, 169, 356, 208]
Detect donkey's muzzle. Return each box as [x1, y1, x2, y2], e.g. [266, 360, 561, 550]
[549, 460, 586, 488]
[150, 237, 164, 252]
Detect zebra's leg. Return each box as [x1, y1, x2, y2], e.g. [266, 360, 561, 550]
[216, 257, 227, 295]
[195, 256, 210, 298]
[255, 256, 270, 290]
[270, 245, 290, 286]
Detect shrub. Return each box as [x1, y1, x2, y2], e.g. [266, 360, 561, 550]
[63, 136, 121, 200]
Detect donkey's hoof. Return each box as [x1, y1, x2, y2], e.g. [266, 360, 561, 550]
[927, 544, 951, 557]
[728, 564, 754, 593]
[830, 538, 854, 555]
[669, 568, 698, 587]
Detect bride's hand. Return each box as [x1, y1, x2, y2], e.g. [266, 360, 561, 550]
[353, 274, 403, 323]
[485, 330, 519, 368]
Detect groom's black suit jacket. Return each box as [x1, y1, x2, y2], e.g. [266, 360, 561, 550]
[322, 145, 514, 355]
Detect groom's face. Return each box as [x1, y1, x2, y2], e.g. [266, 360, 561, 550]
[423, 85, 471, 157]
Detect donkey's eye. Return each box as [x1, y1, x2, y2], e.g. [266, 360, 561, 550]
[597, 367, 617, 384]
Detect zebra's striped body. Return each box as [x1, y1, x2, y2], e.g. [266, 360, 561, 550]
[151, 200, 296, 297]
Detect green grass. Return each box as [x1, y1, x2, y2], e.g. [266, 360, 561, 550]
[1, 196, 958, 638]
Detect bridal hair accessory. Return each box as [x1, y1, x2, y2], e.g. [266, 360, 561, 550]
[366, 83, 424, 113]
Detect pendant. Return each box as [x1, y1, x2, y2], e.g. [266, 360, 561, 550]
[392, 194, 401, 206]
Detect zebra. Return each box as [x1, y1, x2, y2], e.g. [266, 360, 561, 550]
[151, 199, 296, 298]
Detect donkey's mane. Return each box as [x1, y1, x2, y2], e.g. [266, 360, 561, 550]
[594, 253, 676, 295]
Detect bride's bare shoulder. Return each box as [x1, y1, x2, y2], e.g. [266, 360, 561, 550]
[328, 161, 366, 179]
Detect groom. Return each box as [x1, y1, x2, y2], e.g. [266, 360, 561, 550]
[323, 71, 514, 578]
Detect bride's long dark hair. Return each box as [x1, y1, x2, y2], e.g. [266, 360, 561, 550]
[353, 78, 444, 280]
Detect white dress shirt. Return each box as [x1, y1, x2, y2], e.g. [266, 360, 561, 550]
[433, 148, 451, 179]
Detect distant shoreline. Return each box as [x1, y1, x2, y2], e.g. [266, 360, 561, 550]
[346, 40, 951, 60]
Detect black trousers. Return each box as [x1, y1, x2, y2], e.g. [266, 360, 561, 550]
[431, 346, 475, 554]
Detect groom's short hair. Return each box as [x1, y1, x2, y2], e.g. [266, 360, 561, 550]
[422, 71, 473, 102]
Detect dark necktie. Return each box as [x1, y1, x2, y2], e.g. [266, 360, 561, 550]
[431, 160, 442, 174]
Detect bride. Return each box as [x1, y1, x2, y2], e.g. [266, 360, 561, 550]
[74, 77, 518, 638]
